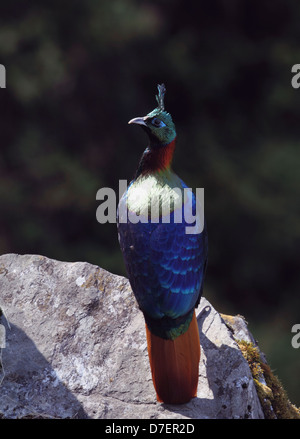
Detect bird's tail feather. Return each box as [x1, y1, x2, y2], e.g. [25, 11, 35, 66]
[145, 311, 200, 404]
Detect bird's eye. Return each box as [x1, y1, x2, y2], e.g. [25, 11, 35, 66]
[151, 118, 166, 128]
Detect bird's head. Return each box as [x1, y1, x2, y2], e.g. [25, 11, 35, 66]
[128, 84, 176, 148]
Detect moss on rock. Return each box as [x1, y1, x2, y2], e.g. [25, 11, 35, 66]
[238, 340, 300, 419]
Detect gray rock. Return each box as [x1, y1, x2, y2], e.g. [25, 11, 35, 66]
[0, 253, 264, 419]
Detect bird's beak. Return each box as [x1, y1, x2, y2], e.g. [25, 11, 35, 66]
[128, 116, 147, 126]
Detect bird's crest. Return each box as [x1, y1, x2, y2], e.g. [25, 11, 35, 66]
[146, 83, 173, 122]
[156, 84, 166, 112]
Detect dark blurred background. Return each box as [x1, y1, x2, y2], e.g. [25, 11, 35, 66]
[0, 0, 299, 405]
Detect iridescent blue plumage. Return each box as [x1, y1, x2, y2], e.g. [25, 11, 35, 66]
[118, 175, 207, 339]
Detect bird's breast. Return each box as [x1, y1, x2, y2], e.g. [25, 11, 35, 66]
[122, 172, 185, 222]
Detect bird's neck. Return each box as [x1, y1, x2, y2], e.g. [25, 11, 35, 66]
[135, 139, 176, 178]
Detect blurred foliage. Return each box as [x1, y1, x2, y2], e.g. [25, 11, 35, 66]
[0, 0, 299, 405]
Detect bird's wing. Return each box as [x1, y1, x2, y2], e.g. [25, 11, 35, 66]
[148, 220, 206, 319]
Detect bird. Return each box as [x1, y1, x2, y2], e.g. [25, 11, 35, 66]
[117, 84, 208, 404]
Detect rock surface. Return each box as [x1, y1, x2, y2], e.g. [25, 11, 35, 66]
[0, 253, 264, 419]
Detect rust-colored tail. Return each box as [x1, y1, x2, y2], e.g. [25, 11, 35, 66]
[145, 311, 200, 404]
